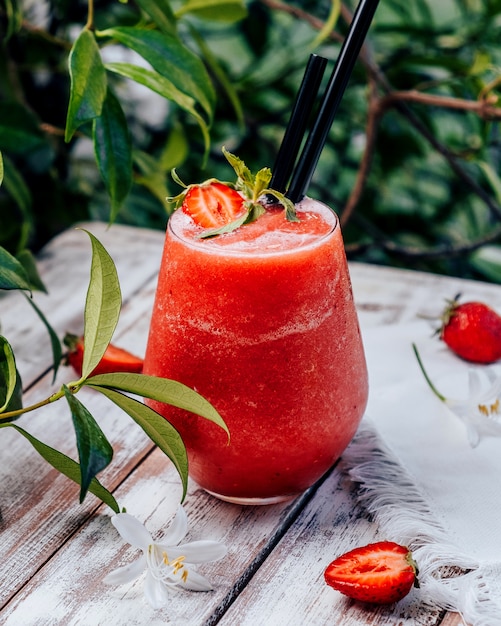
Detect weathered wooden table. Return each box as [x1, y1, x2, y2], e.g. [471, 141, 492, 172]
[3, 221, 498, 625]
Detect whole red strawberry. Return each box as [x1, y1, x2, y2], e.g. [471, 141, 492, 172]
[324, 541, 418, 605]
[440, 295, 501, 364]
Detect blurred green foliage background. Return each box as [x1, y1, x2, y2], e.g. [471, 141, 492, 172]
[2, 0, 501, 282]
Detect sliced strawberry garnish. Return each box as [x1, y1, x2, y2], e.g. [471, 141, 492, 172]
[182, 182, 246, 229]
[324, 541, 418, 605]
[64, 333, 143, 377]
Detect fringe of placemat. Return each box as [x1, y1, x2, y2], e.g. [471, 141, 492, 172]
[341, 418, 501, 626]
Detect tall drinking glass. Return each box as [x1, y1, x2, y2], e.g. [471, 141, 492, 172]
[143, 198, 368, 505]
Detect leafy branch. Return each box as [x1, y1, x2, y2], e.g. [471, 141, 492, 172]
[0, 222, 228, 512]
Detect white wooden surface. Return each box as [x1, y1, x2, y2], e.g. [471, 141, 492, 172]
[1, 221, 495, 625]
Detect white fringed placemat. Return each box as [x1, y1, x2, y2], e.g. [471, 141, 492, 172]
[343, 321, 501, 625]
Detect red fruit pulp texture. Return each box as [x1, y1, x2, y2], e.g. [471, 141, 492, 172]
[143, 199, 368, 503]
[324, 541, 418, 605]
[441, 301, 501, 364]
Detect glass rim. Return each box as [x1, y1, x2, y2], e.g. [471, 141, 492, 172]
[166, 197, 339, 258]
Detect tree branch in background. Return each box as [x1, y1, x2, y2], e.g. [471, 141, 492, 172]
[262, 0, 501, 263]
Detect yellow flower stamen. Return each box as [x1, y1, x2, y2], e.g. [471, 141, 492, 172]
[171, 556, 186, 575]
[478, 399, 501, 416]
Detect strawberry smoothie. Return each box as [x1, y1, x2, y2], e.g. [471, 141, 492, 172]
[144, 198, 368, 504]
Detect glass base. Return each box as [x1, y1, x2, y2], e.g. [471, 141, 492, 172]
[204, 489, 297, 505]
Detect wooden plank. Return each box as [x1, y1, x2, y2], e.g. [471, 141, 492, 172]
[215, 462, 444, 626]
[0, 222, 165, 388]
[0, 446, 321, 625]
[350, 262, 501, 329]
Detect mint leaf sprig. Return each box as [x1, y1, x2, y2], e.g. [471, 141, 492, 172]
[167, 147, 299, 239]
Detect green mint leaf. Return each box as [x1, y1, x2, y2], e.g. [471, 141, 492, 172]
[63, 385, 114, 503]
[84, 372, 229, 438]
[197, 208, 251, 239]
[89, 386, 188, 500]
[0, 422, 119, 512]
[79, 230, 122, 380]
[65, 28, 107, 142]
[253, 167, 272, 200]
[245, 201, 267, 223]
[265, 189, 299, 222]
[222, 146, 254, 194]
[0, 336, 21, 414]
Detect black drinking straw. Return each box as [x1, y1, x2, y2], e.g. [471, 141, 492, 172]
[286, 0, 380, 203]
[270, 54, 328, 194]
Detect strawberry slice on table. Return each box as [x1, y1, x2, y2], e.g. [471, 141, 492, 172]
[64, 333, 143, 377]
[182, 182, 246, 228]
[324, 541, 419, 605]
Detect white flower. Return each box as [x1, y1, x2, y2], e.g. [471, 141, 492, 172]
[445, 368, 501, 447]
[414, 344, 501, 447]
[104, 506, 227, 609]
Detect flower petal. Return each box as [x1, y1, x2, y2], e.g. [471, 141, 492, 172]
[103, 555, 146, 586]
[161, 505, 188, 546]
[179, 568, 214, 591]
[165, 541, 227, 564]
[467, 369, 482, 397]
[144, 570, 171, 609]
[111, 513, 152, 550]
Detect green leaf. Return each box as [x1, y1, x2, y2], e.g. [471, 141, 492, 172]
[198, 208, 252, 239]
[0, 246, 32, 291]
[175, 0, 247, 22]
[133, 0, 177, 34]
[478, 161, 501, 205]
[63, 386, 114, 503]
[3, 0, 23, 41]
[0, 336, 21, 413]
[189, 26, 244, 130]
[0, 151, 3, 187]
[16, 250, 47, 293]
[90, 386, 188, 500]
[65, 29, 107, 142]
[1, 155, 33, 250]
[85, 372, 229, 437]
[133, 150, 170, 207]
[470, 245, 501, 283]
[97, 27, 215, 122]
[92, 89, 132, 223]
[80, 231, 122, 379]
[0, 423, 119, 513]
[0, 103, 45, 154]
[22, 294, 63, 382]
[105, 62, 210, 154]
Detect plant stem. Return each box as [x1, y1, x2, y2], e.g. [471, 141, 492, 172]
[412, 343, 447, 403]
[86, 0, 95, 31]
[0, 388, 66, 421]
